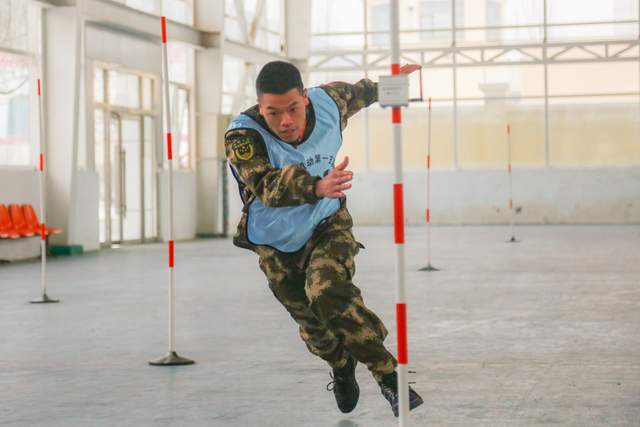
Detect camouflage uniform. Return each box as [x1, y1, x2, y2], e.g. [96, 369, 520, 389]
[225, 79, 397, 381]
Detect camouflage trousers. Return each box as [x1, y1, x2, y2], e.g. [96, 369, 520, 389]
[257, 228, 397, 381]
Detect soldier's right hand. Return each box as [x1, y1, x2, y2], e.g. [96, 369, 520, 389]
[315, 156, 353, 199]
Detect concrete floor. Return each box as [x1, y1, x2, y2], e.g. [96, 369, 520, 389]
[1, 225, 639, 426]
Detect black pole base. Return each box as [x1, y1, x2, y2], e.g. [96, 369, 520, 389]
[507, 236, 520, 243]
[30, 293, 60, 304]
[149, 351, 195, 366]
[419, 264, 440, 272]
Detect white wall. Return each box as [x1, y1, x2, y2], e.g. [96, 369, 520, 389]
[0, 170, 40, 209]
[348, 168, 640, 225]
[224, 167, 640, 231]
[43, 7, 78, 247]
[195, 50, 225, 236]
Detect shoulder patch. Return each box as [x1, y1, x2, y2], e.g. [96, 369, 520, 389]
[232, 136, 255, 161]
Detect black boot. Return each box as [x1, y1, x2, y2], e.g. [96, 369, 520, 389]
[326, 355, 360, 413]
[378, 371, 424, 417]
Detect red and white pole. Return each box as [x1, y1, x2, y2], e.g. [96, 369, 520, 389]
[420, 97, 438, 272]
[31, 78, 59, 304]
[390, 1, 410, 424]
[507, 124, 517, 243]
[150, 17, 193, 366]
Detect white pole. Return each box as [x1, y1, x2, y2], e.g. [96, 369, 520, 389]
[507, 124, 516, 242]
[38, 79, 46, 295]
[364, 0, 371, 171]
[452, 0, 459, 169]
[31, 78, 58, 304]
[543, 0, 550, 167]
[427, 99, 432, 265]
[420, 97, 438, 272]
[150, 16, 193, 366]
[389, 1, 409, 425]
[162, 24, 175, 356]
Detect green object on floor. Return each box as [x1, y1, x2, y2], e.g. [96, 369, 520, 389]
[49, 245, 83, 256]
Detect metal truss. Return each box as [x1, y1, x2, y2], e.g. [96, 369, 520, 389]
[310, 39, 640, 72]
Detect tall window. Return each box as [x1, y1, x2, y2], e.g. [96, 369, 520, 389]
[0, 53, 30, 166]
[486, 0, 502, 42]
[419, 0, 464, 41]
[0, 0, 38, 167]
[370, 3, 389, 47]
[419, 0, 450, 41]
[222, 55, 259, 115]
[167, 42, 194, 170]
[225, 0, 285, 53]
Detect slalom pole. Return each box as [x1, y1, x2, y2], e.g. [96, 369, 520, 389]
[150, 16, 194, 366]
[30, 78, 59, 304]
[389, 1, 410, 424]
[506, 124, 518, 243]
[420, 97, 438, 272]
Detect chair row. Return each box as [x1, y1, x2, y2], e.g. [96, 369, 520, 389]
[0, 204, 62, 240]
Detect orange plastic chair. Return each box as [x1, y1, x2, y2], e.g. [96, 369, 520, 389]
[23, 204, 62, 236]
[0, 204, 20, 239]
[9, 204, 36, 237]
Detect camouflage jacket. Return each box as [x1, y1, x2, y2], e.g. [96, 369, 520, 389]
[225, 79, 378, 258]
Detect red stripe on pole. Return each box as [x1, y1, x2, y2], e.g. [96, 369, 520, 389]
[426, 208, 430, 224]
[41, 224, 45, 240]
[161, 16, 168, 43]
[507, 124, 511, 135]
[37, 79, 41, 97]
[168, 240, 174, 267]
[393, 183, 405, 244]
[391, 63, 400, 75]
[428, 96, 432, 111]
[396, 303, 408, 364]
[39, 153, 43, 172]
[508, 164, 512, 173]
[509, 199, 513, 209]
[427, 155, 431, 169]
[167, 132, 173, 160]
[392, 107, 401, 124]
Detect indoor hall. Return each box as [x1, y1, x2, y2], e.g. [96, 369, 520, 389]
[1, 1, 639, 426]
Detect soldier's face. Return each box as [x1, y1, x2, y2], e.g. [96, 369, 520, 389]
[258, 88, 309, 142]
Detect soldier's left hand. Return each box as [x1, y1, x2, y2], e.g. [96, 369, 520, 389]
[399, 64, 422, 75]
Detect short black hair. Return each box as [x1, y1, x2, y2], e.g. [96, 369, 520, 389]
[256, 61, 304, 96]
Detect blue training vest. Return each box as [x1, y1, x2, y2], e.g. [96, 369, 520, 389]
[227, 88, 342, 253]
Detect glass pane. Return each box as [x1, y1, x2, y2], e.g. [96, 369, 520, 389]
[548, 0, 639, 41]
[124, 0, 160, 15]
[142, 77, 152, 110]
[144, 116, 157, 239]
[178, 88, 190, 169]
[0, 0, 29, 51]
[457, 65, 546, 99]
[94, 68, 104, 103]
[121, 118, 142, 241]
[458, 99, 546, 168]
[548, 63, 638, 97]
[163, 0, 193, 26]
[108, 70, 140, 109]
[264, 0, 283, 32]
[225, 0, 237, 17]
[168, 42, 191, 85]
[549, 95, 640, 166]
[0, 52, 30, 166]
[224, 17, 245, 42]
[110, 116, 121, 242]
[95, 109, 106, 243]
[312, 0, 364, 34]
